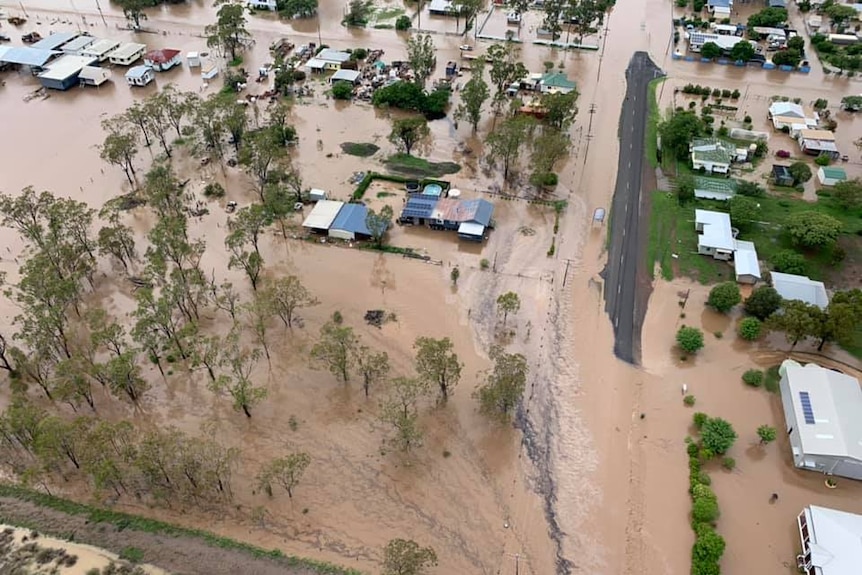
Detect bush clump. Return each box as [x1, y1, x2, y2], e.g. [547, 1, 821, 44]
[707, 282, 741, 313]
[395, 15, 411, 30]
[742, 369, 764, 387]
[677, 326, 705, 354]
[738, 317, 763, 341]
[203, 182, 226, 198]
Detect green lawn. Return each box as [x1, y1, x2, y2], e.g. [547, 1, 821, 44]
[384, 154, 461, 178]
[645, 78, 665, 170]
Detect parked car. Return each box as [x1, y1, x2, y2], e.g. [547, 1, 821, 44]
[776, 150, 791, 158]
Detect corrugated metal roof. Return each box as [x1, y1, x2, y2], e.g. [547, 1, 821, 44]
[32, 32, 79, 50]
[61, 35, 96, 54]
[110, 42, 146, 60]
[804, 505, 862, 574]
[38, 55, 97, 80]
[771, 272, 829, 308]
[401, 196, 439, 219]
[0, 47, 60, 67]
[144, 48, 181, 64]
[432, 198, 494, 225]
[330, 203, 371, 236]
[302, 200, 344, 230]
[733, 240, 761, 279]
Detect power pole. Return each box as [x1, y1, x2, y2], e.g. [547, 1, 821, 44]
[506, 552, 524, 575]
[94, 0, 107, 26]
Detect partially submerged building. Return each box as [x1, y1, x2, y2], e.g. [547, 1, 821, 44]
[770, 272, 829, 308]
[305, 48, 351, 72]
[31, 31, 79, 51]
[0, 46, 60, 72]
[78, 65, 111, 87]
[144, 48, 182, 72]
[797, 505, 862, 575]
[328, 203, 373, 241]
[125, 65, 155, 87]
[779, 360, 862, 480]
[61, 35, 96, 56]
[694, 210, 761, 283]
[769, 101, 819, 132]
[797, 129, 840, 160]
[539, 72, 576, 94]
[301, 200, 345, 234]
[817, 166, 847, 187]
[81, 39, 121, 62]
[37, 55, 98, 90]
[109, 42, 147, 66]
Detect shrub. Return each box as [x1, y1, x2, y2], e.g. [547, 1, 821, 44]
[203, 182, 226, 198]
[331, 81, 353, 100]
[480, 258, 490, 270]
[697, 471, 711, 486]
[743, 114, 752, 123]
[687, 441, 700, 458]
[738, 317, 762, 341]
[772, 250, 807, 274]
[757, 424, 777, 444]
[692, 493, 720, 524]
[736, 180, 765, 197]
[693, 412, 709, 429]
[677, 326, 705, 354]
[395, 14, 411, 30]
[684, 394, 696, 407]
[744, 286, 782, 320]
[352, 47, 368, 60]
[707, 282, 741, 313]
[764, 366, 781, 393]
[732, 89, 741, 99]
[814, 154, 831, 166]
[742, 369, 764, 386]
[721, 456, 736, 470]
[691, 524, 726, 575]
[701, 417, 737, 455]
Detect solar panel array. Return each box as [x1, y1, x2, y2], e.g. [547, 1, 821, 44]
[799, 391, 815, 425]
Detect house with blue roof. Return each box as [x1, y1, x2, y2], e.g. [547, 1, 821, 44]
[707, 0, 732, 17]
[328, 203, 374, 241]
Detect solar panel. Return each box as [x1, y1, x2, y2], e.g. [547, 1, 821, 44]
[799, 391, 815, 425]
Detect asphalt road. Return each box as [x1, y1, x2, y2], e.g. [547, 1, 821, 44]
[603, 52, 663, 365]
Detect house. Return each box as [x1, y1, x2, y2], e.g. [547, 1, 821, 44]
[60, 35, 96, 56]
[688, 32, 747, 53]
[0, 47, 60, 70]
[109, 42, 146, 66]
[768, 0, 786, 7]
[539, 72, 576, 94]
[399, 196, 440, 226]
[306, 48, 351, 72]
[143, 49, 182, 72]
[125, 65, 155, 87]
[798, 129, 840, 160]
[772, 165, 795, 186]
[31, 32, 79, 51]
[734, 240, 761, 284]
[695, 209, 735, 260]
[80, 39, 121, 62]
[37, 55, 97, 90]
[769, 102, 819, 131]
[429, 198, 495, 241]
[247, 0, 277, 10]
[329, 69, 361, 85]
[78, 65, 111, 87]
[797, 505, 862, 575]
[690, 138, 735, 174]
[779, 360, 862, 480]
[693, 176, 737, 201]
[770, 272, 829, 308]
[301, 200, 344, 233]
[429, 0, 458, 16]
[328, 203, 373, 241]
[818, 166, 847, 187]
[706, 0, 732, 18]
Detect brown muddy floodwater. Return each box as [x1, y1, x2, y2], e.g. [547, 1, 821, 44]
[2, 0, 860, 573]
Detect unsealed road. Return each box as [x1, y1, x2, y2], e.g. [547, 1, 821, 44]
[603, 52, 663, 365]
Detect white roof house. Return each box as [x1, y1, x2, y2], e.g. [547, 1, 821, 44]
[80, 38, 121, 62]
[771, 272, 829, 308]
[695, 209, 736, 257]
[302, 200, 344, 232]
[779, 360, 862, 480]
[330, 69, 361, 84]
[797, 505, 862, 575]
[733, 239, 761, 284]
[769, 102, 819, 130]
[78, 65, 111, 86]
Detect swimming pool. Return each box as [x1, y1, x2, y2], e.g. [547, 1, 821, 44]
[423, 183, 443, 197]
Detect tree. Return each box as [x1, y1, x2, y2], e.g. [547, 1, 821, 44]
[787, 36, 805, 53]
[102, 352, 149, 406]
[757, 425, 776, 445]
[366, 205, 394, 248]
[278, 0, 318, 18]
[117, 0, 148, 29]
[159, 84, 199, 137]
[736, 180, 765, 198]
[388, 117, 430, 157]
[343, 0, 374, 26]
[841, 95, 862, 112]
[414, 337, 462, 404]
[701, 417, 737, 455]
[813, 290, 862, 351]
[530, 128, 570, 188]
[380, 376, 429, 451]
[825, 3, 857, 26]
[540, 90, 579, 131]
[831, 178, 862, 211]
[354, 346, 390, 397]
[496, 291, 521, 326]
[675, 174, 696, 205]
[100, 119, 139, 185]
[475, 347, 528, 421]
[257, 453, 311, 498]
[729, 40, 755, 62]
[542, 0, 565, 40]
[206, 2, 253, 62]
[240, 127, 287, 198]
[747, 7, 787, 29]
[406, 33, 435, 88]
[737, 317, 762, 341]
[245, 294, 273, 361]
[659, 111, 705, 161]
[454, 61, 489, 132]
[310, 321, 359, 382]
[771, 250, 807, 275]
[691, 524, 725, 575]
[209, 333, 266, 417]
[729, 195, 760, 230]
[97, 211, 138, 272]
[487, 43, 528, 115]
[691, 490, 719, 525]
[788, 161, 812, 184]
[772, 49, 802, 68]
[744, 286, 782, 320]
[450, 266, 460, 285]
[700, 42, 722, 60]
[265, 275, 318, 329]
[226, 207, 269, 291]
[766, 299, 819, 347]
[708, 282, 741, 314]
[784, 211, 842, 249]
[487, 116, 534, 181]
[331, 81, 353, 100]
[382, 539, 438, 575]
[676, 326, 704, 354]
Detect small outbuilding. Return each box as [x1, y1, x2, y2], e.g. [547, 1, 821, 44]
[772, 164, 795, 187]
[302, 200, 344, 233]
[78, 65, 111, 87]
[330, 69, 361, 84]
[187, 51, 201, 68]
[733, 240, 761, 284]
[797, 505, 862, 575]
[779, 360, 862, 480]
[247, 0, 277, 9]
[81, 39, 121, 62]
[308, 189, 327, 202]
[311, 48, 351, 71]
[329, 203, 373, 241]
[125, 65, 155, 87]
[429, 0, 458, 16]
[109, 42, 147, 66]
[818, 166, 847, 187]
[770, 272, 829, 308]
[37, 55, 97, 90]
[143, 48, 182, 71]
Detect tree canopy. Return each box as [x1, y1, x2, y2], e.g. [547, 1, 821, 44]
[783, 211, 842, 249]
[707, 282, 741, 314]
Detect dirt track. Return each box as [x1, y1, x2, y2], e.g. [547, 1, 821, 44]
[0, 497, 338, 575]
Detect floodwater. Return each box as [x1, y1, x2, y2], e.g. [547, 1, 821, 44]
[2, 0, 861, 574]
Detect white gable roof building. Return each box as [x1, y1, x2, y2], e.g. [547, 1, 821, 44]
[797, 505, 862, 575]
[771, 272, 829, 308]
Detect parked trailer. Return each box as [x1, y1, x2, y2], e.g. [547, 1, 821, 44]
[828, 34, 859, 46]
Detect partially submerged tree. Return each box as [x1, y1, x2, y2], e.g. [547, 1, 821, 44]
[475, 346, 528, 422]
[379, 377, 430, 451]
[264, 275, 318, 329]
[496, 291, 521, 326]
[413, 336, 462, 404]
[310, 320, 359, 382]
[100, 119, 139, 185]
[366, 205, 394, 248]
[257, 452, 311, 498]
[209, 333, 266, 417]
[486, 116, 534, 181]
[382, 539, 438, 575]
[405, 33, 436, 88]
[388, 117, 430, 157]
[354, 346, 390, 397]
[707, 282, 741, 314]
[206, 2, 254, 61]
[454, 61, 489, 131]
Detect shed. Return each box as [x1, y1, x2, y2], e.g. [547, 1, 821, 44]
[779, 360, 862, 480]
[314, 48, 351, 70]
[81, 39, 121, 62]
[329, 203, 372, 241]
[771, 272, 829, 308]
[61, 35, 96, 55]
[143, 48, 182, 72]
[305, 58, 326, 72]
[302, 200, 344, 233]
[0, 47, 60, 68]
[330, 69, 361, 84]
[125, 65, 155, 87]
[78, 65, 111, 87]
[429, 0, 457, 15]
[797, 505, 862, 575]
[308, 189, 327, 202]
[818, 166, 847, 187]
[772, 165, 794, 187]
[109, 42, 147, 66]
[31, 32, 79, 51]
[38, 55, 97, 90]
[247, 0, 278, 10]
[457, 222, 486, 241]
[733, 240, 761, 284]
[187, 51, 201, 68]
[400, 196, 439, 225]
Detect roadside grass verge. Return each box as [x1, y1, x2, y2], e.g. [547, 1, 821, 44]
[0, 483, 363, 575]
[645, 77, 666, 170]
[384, 154, 461, 178]
[340, 142, 380, 157]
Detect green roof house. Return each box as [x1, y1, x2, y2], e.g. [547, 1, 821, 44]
[817, 166, 847, 187]
[690, 138, 735, 174]
[539, 72, 576, 94]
